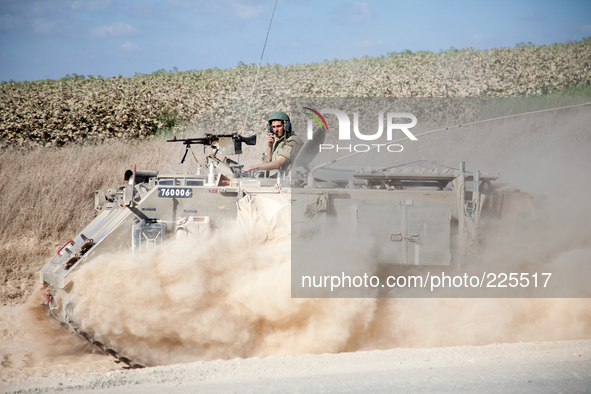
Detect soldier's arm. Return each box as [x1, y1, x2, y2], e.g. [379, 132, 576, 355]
[244, 156, 287, 172]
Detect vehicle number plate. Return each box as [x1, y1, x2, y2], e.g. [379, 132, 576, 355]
[158, 187, 193, 198]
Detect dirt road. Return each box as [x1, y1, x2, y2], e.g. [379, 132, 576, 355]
[2, 304, 590, 393]
[3, 338, 590, 393]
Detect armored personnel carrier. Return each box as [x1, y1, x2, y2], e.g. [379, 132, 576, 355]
[38, 124, 537, 367]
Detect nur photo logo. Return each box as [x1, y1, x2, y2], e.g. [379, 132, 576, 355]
[303, 107, 418, 153]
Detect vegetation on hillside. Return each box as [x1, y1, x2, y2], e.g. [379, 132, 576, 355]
[1, 39, 590, 149]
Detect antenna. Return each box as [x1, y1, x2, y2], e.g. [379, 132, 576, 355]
[241, 0, 279, 135]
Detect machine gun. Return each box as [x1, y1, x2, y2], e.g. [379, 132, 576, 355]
[167, 133, 257, 164]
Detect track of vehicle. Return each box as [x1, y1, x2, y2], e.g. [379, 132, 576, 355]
[47, 304, 145, 369]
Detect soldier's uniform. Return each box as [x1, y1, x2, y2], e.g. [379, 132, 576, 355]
[263, 133, 304, 177]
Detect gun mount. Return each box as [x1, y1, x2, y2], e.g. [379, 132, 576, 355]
[167, 133, 257, 164]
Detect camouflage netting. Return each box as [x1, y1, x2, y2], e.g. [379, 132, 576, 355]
[1, 39, 590, 149]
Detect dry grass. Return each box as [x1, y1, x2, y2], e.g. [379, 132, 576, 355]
[0, 140, 182, 304]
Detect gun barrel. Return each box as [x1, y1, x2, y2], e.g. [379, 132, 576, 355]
[166, 137, 208, 144]
[167, 134, 256, 146]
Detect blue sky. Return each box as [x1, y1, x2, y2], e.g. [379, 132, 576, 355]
[0, 0, 590, 82]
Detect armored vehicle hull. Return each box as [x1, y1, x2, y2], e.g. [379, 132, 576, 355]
[39, 156, 535, 367]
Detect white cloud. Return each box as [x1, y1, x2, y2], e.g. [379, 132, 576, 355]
[342, 2, 372, 23]
[0, 14, 23, 30]
[69, 0, 113, 11]
[521, 12, 545, 21]
[164, 0, 269, 19]
[92, 22, 139, 38]
[29, 1, 60, 15]
[467, 33, 492, 43]
[32, 19, 57, 34]
[122, 1, 164, 20]
[356, 39, 382, 49]
[229, 2, 268, 19]
[120, 41, 143, 52]
[582, 25, 591, 33]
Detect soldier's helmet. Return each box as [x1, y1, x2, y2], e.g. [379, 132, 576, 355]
[268, 111, 291, 135]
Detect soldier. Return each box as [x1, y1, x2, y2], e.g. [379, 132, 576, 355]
[243, 111, 303, 177]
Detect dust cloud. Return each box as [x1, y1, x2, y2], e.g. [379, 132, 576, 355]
[68, 231, 376, 366]
[66, 211, 591, 367]
[24, 285, 100, 358]
[58, 101, 591, 366]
